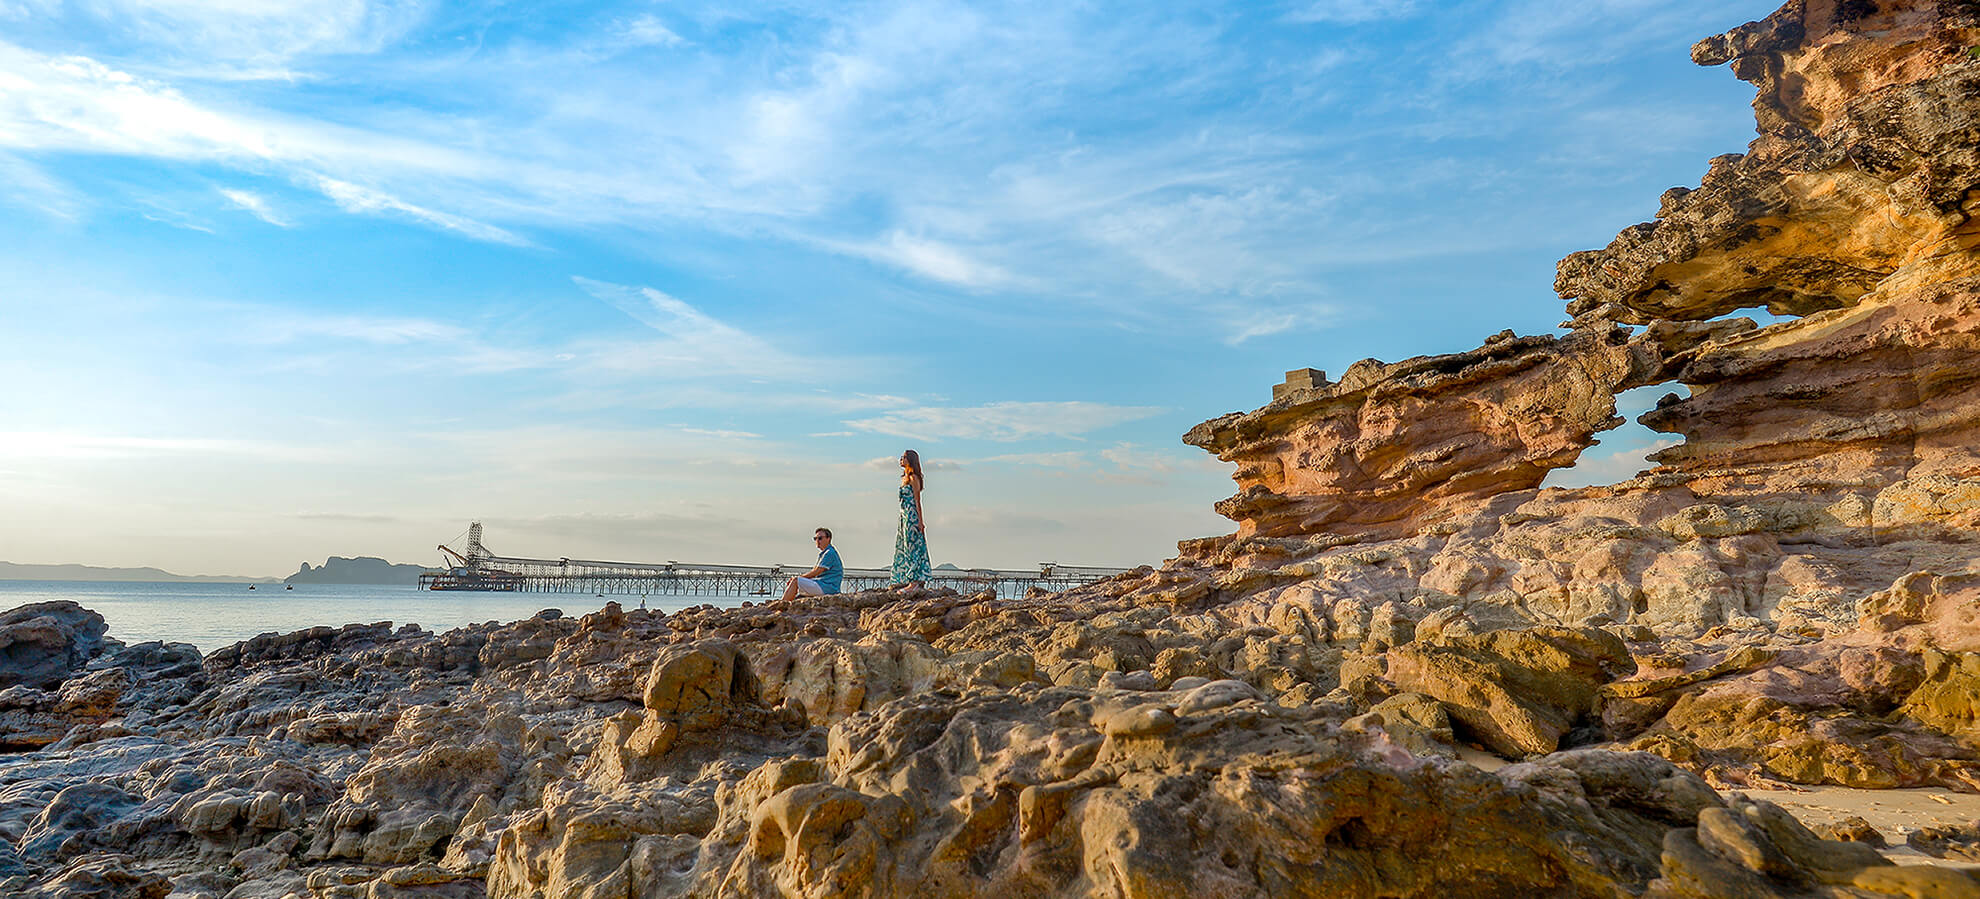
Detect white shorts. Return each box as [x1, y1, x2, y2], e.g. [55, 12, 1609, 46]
[791, 577, 825, 596]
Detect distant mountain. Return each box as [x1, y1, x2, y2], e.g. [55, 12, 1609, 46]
[286, 557, 427, 586]
[0, 561, 271, 583]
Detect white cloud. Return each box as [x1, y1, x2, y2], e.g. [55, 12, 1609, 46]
[0, 47, 267, 158]
[0, 431, 329, 462]
[0, 152, 82, 219]
[974, 443, 1221, 480]
[1098, 443, 1184, 472]
[219, 187, 290, 226]
[617, 14, 684, 49]
[856, 231, 1014, 289]
[679, 427, 762, 440]
[257, 312, 466, 345]
[0, 0, 1753, 349]
[1223, 301, 1340, 344]
[139, 207, 214, 232]
[851, 393, 915, 408]
[85, 0, 430, 67]
[1083, 185, 1333, 295]
[311, 175, 528, 245]
[1285, 0, 1422, 25]
[846, 401, 1164, 442]
[0, 42, 513, 239]
[720, 1, 982, 186]
[0, 19, 1315, 330]
[1448, 0, 1721, 77]
[185, 305, 558, 376]
[570, 276, 803, 378]
[978, 450, 1090, 469]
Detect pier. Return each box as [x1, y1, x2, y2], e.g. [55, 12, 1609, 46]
[419, 523, 1133, 596]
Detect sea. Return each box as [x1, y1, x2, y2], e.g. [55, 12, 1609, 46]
[0, 581, 729, 651]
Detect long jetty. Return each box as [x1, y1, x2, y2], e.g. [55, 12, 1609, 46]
[419, 524, 1133, 596]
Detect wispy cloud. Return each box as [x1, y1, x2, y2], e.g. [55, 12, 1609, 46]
[679, 427, 762, 440]
[248, 311, 468, 345]
[0, 0, 1779, 343]
[976, 442, 1222, 480]
[1284, 0, 1422, 25]
[838, 231, 1016, 289]
[78, 0, 431, 68]
[140, 207, 214, 233]
[1448, 0, 1726, 76]
[0, 152, 82, 219]
[0, 431, 329, 462]
[0, 41, 514, 240]
[978, 450, 1090, 468]
[311, 176, 528, 245]
[615, 14, 684, 50]
[570, 276, 803, 377]
[846, 401, 1164, 442]
[1223, 301, 1340, 344]
[219, 188, 290, 226]
[0, 5, 1420, 338]
[0, 46, 292, 158]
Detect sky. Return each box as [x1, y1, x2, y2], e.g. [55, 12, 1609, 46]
[0, 0, 1782, 577]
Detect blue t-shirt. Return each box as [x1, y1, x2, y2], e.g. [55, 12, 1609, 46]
[816, 546, 843, 594]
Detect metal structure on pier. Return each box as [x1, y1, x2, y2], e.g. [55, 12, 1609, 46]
[419, 523, 1133, 597]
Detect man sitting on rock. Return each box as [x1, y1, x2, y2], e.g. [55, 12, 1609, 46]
[781, 527, 843, 600]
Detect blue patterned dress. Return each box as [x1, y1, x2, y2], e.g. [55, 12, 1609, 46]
[891, 481, 931, 585]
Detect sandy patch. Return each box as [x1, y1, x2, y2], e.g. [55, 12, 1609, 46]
[1456, 746, 1508, 771]
[1743, 786, 1980, 869]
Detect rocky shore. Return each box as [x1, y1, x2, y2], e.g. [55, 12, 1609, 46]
[6, 1, 1980, 896]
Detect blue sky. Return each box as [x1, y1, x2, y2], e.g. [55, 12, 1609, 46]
[0, 0, 1778, 576]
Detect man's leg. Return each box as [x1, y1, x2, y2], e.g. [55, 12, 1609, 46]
[783, 577, 824, 601]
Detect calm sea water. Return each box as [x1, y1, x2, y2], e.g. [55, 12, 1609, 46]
[0, 581, 732, 651]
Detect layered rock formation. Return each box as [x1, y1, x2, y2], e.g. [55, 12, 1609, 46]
[1192, 0, 1980, 587]
[5, 1, 1980, 897]
[1165, 0, 1980, 794]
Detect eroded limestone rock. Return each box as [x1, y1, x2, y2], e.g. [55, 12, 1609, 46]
[1387, 626, 1633, 757]
[0, 602, 111, 691]
[1149, 0, 1980, 797]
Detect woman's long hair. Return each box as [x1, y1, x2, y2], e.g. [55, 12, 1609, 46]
[902, 449, 924, 485]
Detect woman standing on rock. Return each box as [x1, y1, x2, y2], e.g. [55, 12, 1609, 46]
[891, 449, 930, 588]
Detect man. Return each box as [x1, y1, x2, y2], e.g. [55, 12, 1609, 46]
[781, 527, 843, 601]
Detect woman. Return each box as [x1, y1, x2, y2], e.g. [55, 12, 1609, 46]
[891, 449, 930, 587]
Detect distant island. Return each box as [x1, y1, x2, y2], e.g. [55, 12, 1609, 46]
[0, 561, 273, 583]
[287, 557, 428, 586]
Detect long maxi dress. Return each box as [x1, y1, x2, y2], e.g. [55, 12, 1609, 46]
[891, 482, 931, 585]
